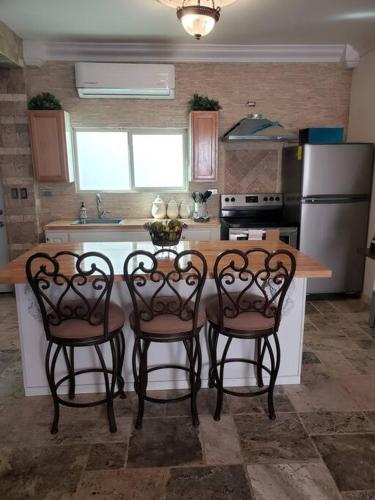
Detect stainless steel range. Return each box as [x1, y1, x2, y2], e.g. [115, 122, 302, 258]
[220, 193, 298, 247]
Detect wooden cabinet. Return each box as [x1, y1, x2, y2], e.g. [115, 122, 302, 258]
[190, 111, 218, 182]
[29, 110, 74, 182]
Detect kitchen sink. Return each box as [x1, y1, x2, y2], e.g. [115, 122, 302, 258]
[71, 218, 124, 225]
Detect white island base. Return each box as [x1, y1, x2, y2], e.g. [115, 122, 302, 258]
[15, 278, 307, 397]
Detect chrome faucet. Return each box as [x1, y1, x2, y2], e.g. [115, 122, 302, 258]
[96, 193, 110, 219]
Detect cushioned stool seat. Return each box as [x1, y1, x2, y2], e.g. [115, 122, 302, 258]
[130, 298, 206, 337]
[50, 302, 125, 340]
[206, 294, 275, 334]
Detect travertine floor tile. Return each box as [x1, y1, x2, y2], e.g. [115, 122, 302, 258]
[313, 434, 375, 492]
[299, 411, 375, 435]
[302, 351, 321, 364]
[284, 365, 360, 412]
[165, 387, 229, 417]
[199, 414, 242, 465]
[340, 375, 375, 411]
[341, 491, 375, 499]
[234, 413, 319, 464]
[0, 445, 89, 500]
[313, 350, 359, 379]
[330, 300, 369, 314]
[127, 417, 202, 468]
[86, 443, 127, 471]
[247, 462, 342, 500]
[311, 301, 339, 314]
[166, 465, 253, 500]
[341, 350, 375, 375]
[74, 468, 169, 500]
[304, 328, 359, 352]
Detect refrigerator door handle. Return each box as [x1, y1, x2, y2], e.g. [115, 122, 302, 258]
[302, 196, 369, 204]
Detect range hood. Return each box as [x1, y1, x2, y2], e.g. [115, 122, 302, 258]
[223, 114, 297, 142]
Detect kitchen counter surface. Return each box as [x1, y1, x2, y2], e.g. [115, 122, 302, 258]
[44, 218, 221, 231]
[0, 240, 331, 284]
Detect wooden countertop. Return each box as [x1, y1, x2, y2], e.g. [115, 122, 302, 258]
[0, 240, 331, 284]
[44, 218, 221, 231]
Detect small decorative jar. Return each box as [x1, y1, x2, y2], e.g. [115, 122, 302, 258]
[167, 199, 179, 219]
[151, 195, 167, 219]
[179, 199, 193, 218]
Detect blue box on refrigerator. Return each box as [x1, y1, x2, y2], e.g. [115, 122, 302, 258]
[299, 127, 344, 144]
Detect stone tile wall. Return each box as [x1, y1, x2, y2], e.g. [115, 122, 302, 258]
[0, 67, 39, 259]
[25, 61, 352, 227]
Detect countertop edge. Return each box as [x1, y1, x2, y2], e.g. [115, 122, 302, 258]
[44, 218, 221, 231]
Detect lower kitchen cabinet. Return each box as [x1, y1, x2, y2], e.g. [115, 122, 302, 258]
[68, 231, 149, 243]
[182, 229, 212, 241]
[45, 232, 69, 243]
[45, 226, 220, 243]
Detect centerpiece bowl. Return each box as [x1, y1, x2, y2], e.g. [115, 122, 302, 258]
[145, 219, 187, 248]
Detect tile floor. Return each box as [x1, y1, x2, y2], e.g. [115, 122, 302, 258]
[0, 294, 375, 499]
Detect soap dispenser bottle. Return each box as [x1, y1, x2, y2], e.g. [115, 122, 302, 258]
[79, 201, 87, 224]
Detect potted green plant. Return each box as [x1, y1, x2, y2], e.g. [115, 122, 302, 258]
[188, 93, 222, 111]
[28, 92, 62, 110]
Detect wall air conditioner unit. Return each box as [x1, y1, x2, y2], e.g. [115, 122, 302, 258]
[75, 62, 175, 99]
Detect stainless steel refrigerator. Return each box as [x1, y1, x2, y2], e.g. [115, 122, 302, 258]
[0, 182, 12, 293]
[282, 143, 374, 295]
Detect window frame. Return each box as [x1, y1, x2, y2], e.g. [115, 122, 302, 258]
[73, 127, 189, 193]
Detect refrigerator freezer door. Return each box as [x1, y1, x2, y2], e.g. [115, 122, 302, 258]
[300, 199, 370, 294]
[302, 144, 374, 197]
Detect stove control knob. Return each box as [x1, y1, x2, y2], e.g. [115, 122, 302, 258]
[270, 196, 274, 201]
[263, 197, 268, 201]
[275, 196, 280, 201]
[231, 197, 235, 202]
[225, 197, 230, 202]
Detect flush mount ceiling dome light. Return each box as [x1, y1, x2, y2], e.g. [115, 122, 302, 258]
[159, 0, 238, 40]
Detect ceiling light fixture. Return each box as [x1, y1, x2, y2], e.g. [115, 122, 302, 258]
[177, 0, 220, 40]
[159, 0, 238, 40]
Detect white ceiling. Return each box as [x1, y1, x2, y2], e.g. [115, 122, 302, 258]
[1, 0, 375, 51]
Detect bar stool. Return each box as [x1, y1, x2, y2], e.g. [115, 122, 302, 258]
[206, 248, 296, 421]
[124, 249, 207, 429]
[26, 251, 126, 434]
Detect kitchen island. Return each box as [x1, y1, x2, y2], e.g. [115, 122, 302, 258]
[0, 240, 331, 396]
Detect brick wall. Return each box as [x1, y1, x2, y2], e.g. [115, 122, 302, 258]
[0, 67, 39, 258]
[24, 61, 352, 228]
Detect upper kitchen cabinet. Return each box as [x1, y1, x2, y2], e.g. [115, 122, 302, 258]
[29, 110, 74, 182]
[190, 111, 218, 182]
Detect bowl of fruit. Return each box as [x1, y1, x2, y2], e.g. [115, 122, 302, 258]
[145, 219, 186, 247]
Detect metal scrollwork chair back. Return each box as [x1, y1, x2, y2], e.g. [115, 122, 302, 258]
[25, 250, 126, 435]
[123, 248, 207, 429]
[213, 248, 296, 333]
[26, 251, 115, 341]
[123, 248, 207, 336]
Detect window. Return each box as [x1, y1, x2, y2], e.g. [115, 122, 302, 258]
[75, 128, 187, 192]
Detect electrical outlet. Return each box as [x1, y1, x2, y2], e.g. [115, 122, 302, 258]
[208, 189, 218, 195]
